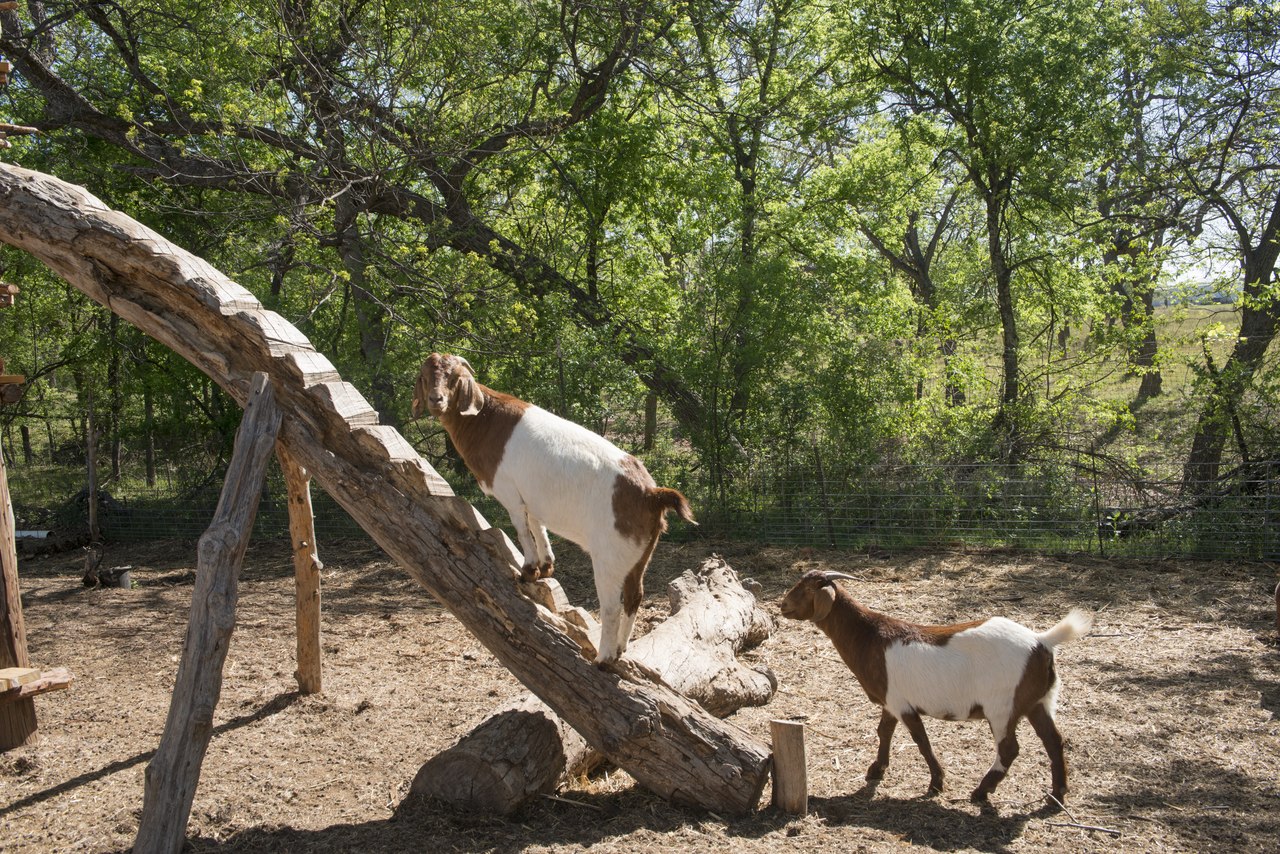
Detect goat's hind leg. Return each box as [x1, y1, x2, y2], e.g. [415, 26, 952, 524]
[900, 711, 945, 795]
[972, 716, 1020, 803]
[594, 596, 624, 664]
[1027, 703, 1068, 802]
[866, 709, 898, 783]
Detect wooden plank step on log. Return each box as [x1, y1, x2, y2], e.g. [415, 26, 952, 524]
[0, 668, 73, 705]
[0, 666, 38, 690]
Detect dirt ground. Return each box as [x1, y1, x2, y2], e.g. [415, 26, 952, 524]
[2, 536, 1278, 853]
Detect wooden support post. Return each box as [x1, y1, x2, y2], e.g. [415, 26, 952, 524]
[0, 437, 37, 750]
[277, 443, 322, 694]
[770, 719, 808, 816]
[134, 373, 281, 854]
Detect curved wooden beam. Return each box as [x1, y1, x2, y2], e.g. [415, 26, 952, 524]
[0, 162, 771, 814]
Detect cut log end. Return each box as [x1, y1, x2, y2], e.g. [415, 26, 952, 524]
[410, 708, 567, 816]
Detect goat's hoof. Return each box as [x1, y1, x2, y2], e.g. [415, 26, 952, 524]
[865, 763, 887, 782]
[539, 561, 555, 579]
[519, 564, 540, 582]
[926, 780, 945, 797]
[969, 788, 990, 804]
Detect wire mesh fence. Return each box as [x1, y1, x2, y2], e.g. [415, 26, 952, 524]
[7, 455, 1279, 560]
[681, 457, 1280, 560]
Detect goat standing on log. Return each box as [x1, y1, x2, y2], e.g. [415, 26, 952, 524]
[780, 570, 1091, 803]
[413, 353, 696, 664]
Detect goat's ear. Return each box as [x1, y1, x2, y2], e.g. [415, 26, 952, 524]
[455, 371, 484, 416]
[811, 585, 836, 621]
[411, 365, 430, 420]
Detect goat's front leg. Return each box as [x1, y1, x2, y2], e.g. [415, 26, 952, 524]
[900, 710, 945, 795]
[866, 709, 898, 782]
[499, 495, 545, 581]
[527, 515, 555, 579]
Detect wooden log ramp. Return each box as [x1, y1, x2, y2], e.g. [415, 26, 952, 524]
[0, 163, 774, 819]
[411, 556, 778, 815]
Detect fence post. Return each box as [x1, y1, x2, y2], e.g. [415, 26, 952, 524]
[770, 718, 808, 816]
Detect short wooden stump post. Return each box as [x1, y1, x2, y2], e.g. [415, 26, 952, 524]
[770, 718, 808, 816]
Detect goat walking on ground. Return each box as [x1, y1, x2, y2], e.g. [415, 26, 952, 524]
[413, 353, 695, 664]
[780, 570, 1092, 803]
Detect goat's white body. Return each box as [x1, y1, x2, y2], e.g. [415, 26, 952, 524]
[487, 405, 629, 553]
[884, 618, 1041, 730]
[485, 405, 658, 662]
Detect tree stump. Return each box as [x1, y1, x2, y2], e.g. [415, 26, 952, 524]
[411, 556, 777, 814]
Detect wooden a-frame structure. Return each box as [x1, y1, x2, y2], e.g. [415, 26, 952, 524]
[0, 163, 772, 817]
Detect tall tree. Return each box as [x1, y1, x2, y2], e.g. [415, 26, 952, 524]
[1166, 0, 1280, 486]
[849, 0, 1124, 446]
[653, 0, 867, 484]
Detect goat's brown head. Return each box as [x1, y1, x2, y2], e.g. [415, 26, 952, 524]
[779, 570, 857, 622]
[413, 352, 484, 419]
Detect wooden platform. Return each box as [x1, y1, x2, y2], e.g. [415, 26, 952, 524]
[0, 668, 73, 705]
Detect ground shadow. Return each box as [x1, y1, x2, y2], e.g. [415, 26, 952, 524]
[0, 691, 302, 820]
[809, 784, 1044, 854]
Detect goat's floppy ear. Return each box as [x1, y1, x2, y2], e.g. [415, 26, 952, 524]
[812, 584, 836, 621]
[453, 369, 484, 416]
[411, 364, 430, 420]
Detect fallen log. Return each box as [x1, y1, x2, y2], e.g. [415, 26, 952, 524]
[411, 556, 776, 814]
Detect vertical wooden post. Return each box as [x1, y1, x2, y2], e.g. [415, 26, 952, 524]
[277, 443, 322, 694]
[770, 718, 808, 816]
[0, 279, 36, 751]
[0, 438, 37, 750]
[134, 373, 281, 854]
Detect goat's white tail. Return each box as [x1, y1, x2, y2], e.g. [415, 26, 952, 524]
[1038, 608, 1093, 648]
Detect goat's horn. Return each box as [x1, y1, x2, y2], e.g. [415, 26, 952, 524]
[821, 572, 858, 582]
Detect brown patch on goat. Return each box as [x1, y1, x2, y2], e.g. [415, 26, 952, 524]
[802, 582, 893, 706]
[622, 533, 660, 616]
[612, 456, 684, 616]
[917, 619, 988, 645]
[418, 354, 527, 490]
[612, 456, 661, 543]
[1012, 643, 1056, 713]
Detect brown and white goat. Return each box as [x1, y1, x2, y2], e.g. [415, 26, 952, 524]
[412, 352, 695, 664]
[779, 570, 1091, 802]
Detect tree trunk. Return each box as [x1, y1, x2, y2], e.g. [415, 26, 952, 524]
[1184, 258, 1279, 490]
[410, 556, 776, 815]
[0, 162, 772, 815]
